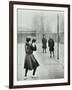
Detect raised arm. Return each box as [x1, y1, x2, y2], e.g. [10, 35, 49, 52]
[31, 44, 37, 51]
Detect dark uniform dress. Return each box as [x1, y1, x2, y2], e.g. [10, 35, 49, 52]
[24, 42, 39, 70]
[42, 38, 47, 49]
[48, 39, 54, 51]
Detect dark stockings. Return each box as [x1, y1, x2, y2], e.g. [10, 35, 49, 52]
[25, 68, 37, 76]
[43, 49, 46, 53]
[25, 69, 28, 77]
[50, 51, 51, 57]
[33, 67, 37, 75]
[53, 51, 54, 57]
[50, 51, 54, 57]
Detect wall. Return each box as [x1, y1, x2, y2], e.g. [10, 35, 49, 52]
[0, 0, 72, 90]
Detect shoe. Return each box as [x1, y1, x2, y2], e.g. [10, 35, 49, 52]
[32, 75, 37, 78]
[24, 76, 27, 80]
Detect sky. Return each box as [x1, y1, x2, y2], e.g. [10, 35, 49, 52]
[17, 9, 64, 33]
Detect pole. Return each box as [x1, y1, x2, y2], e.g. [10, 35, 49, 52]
[57, 14, 59, 59]
[41, 15, 44, 35]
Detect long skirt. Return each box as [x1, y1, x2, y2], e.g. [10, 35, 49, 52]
[24, 54, 39, 70]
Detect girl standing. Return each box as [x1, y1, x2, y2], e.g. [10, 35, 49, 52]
[30, 38, 39, 78]
[24, 37, 39, 79]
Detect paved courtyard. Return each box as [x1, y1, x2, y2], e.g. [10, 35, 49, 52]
[17, 42, 64, 81]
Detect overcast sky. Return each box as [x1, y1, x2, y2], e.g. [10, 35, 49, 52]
[17, 9, 64, 33]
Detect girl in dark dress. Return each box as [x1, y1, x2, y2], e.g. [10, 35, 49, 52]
[48, 38, 55, 57]
[42, 34, 47, 53]
[24, 37, 39, 79]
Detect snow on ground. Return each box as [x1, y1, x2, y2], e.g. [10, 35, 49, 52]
[17, 42, 64, 81]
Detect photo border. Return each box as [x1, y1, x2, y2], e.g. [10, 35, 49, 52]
[9, 1, 70, 89]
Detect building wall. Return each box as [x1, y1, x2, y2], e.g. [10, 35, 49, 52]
[17, 32, 64, 44]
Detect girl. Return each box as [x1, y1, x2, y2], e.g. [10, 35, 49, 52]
[31, 38, 39, 78]
[24, 37, 39, 79]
